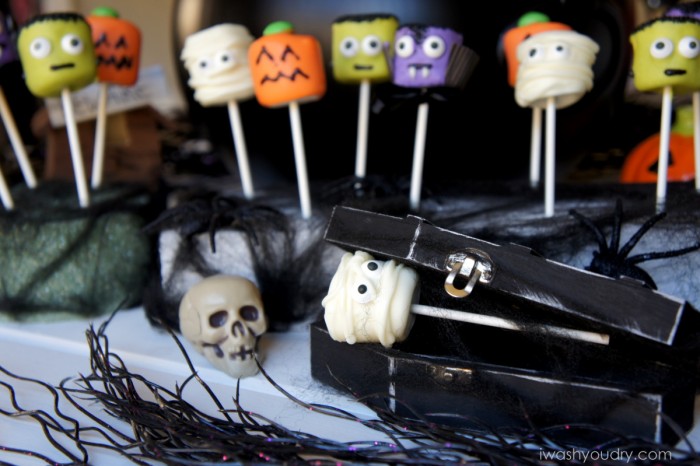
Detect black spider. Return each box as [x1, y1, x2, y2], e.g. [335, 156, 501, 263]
[569, 200, 700, 289]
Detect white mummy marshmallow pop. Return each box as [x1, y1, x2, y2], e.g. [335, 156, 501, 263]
[515, 30, 598, 217]
[323, 251, 609, 348]
[181, 24, 256, 199]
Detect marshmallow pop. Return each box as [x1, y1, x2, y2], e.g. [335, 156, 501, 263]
[332, 14, 398, 179]
[664, 3, 700, 193]
[87, 7, 141, 189]
[630, 17, 700, 210]
[514, 29, 598, 217]
[18, 12, 97, 208]
[249, 21, 326, 219]
[393, 24, 479, 210]
[323, 251, 608, 348]
[182, 23, 256, 199]
[502, 12, 571, 188]
[0, 10, 38, 210]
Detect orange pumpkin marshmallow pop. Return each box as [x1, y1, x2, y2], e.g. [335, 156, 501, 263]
[249, 21, 326, 219]
[502, 12, 571, 189]
[87, 7, 141, 189]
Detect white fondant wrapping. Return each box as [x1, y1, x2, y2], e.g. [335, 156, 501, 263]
[322, 251, 419, 348]
[515, 30, 599, 109]
[181, 23, 255, 106]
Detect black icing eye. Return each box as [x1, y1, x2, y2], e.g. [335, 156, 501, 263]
[357, 284, 368, 294]
[209, 310, 228, 327]
[240, 305, 259, 321]
[367, 262, 378, 271]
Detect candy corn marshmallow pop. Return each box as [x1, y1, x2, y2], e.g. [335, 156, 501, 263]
[249, 21, 326, 219]
[87, 7, 141, 189]
[332, 14, 398, 179]
[514, 29, 598, 217]
[182, 23, 256, 199]
[631, 17, 700, 210]
[18, 12, 97, 207]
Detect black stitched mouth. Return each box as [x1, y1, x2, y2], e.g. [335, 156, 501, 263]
[665, 69, 687, 76]
[354, 64, 373, 70]
[50, 63, 75, 71]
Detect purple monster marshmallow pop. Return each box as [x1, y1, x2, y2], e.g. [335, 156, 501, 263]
[393, 24, 478, 210]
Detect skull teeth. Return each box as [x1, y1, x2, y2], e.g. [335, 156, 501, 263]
[230, 345, 254, 360]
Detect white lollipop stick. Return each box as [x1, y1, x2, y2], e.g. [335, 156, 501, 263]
[656, 85, 672, 212]
[91, 82, 108, 188]
[0, 167, 14, 210]
[411, 304, 609, 345]
[409, 102, 429, 211]
[288, 101, 312, 219]
[693, 91, 700, 193]
[227, 100, 255, 200]
[529, 107, 542, 188]
[544, 96, 556, 217]
[354, 78, 370, 178]
[0, 87, 37, 188]
[61, 88, 90, 208]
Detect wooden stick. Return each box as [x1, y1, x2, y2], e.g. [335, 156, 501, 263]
[0, 87, 36, 188]
[227, 100, 255, 200]
[529, 107, 542, 188]
[656, 85, 672, 212]
[0, 167, 14, 210]
[411, 304, 609, 345]
[409, 102, 429, 211]
[693, 91, 700, 193]
[61, 88, 90, 208]
[544, 97, 556, 217]
[91, 82, 108, 188]
[354, 79, 370, 179]
[288, 101, 312, 219]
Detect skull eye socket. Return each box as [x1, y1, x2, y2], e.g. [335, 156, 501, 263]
[240, 305, 259, 321]
[209, 310, 228, 327]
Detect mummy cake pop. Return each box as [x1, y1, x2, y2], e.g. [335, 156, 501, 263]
[515, 29, 598, 217]
[332, 14, 398, 179]
[182, 23, 256, 199]
[392, 24, 479, 210]
[18, 12, 96, 207]
[249, 21, 326, 218]
[630, 17, 700, 208]
[502, 12, 571, 188]
[87, 7, 142, 189]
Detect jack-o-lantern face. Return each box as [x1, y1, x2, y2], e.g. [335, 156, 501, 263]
[87, 8, 141, 86]
[502, 12, 571, 87]
[248, 21, 326, 108]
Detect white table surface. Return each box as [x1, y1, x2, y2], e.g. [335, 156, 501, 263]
[1, 307, 698, 465]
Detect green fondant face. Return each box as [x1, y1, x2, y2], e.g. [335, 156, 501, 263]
[630, 18, 700, 93]
[332, 15, 398, 84]
[18, 14, 96, 97]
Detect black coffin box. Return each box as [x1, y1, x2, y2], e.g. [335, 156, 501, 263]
[311, 206, 700, 444]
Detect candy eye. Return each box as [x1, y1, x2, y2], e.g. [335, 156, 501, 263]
[361, 260, 383, 280]
[362, 35, 382, 56]
[29, 37, 51, 59]
[61, 34, 84, 55]
[395, 35, 415, 58]
[197, 57, 212, 71]
[215, 50, 236, 69]
[679, 36, 700, 58]
[650, 38, 673, 59]
[352, 281, 377, 304]
[525, 44, 545, 62]
[422, 35, 446, 58]
[550, 43, 569, 59]
[339, 36, 358, 57]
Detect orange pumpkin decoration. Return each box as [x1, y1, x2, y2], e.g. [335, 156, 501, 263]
[502, 12, 571, 87]
[87, 7, 141, 86]
[248, 21, 326, 108]
[621, 105, 696, 183]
